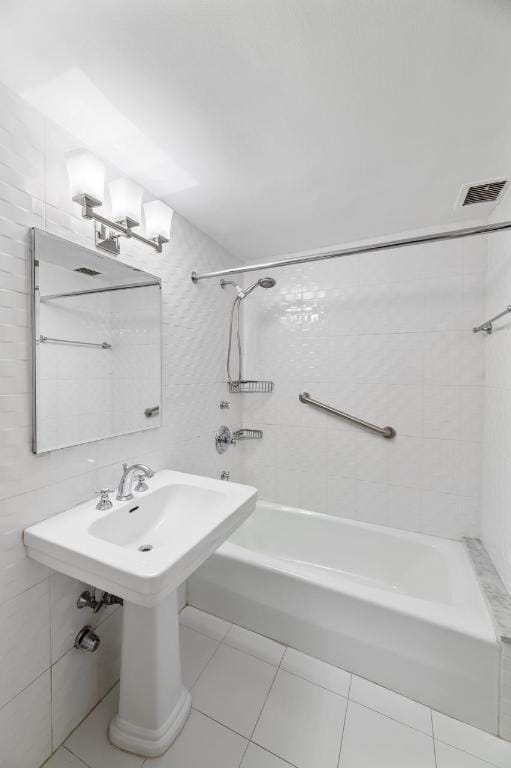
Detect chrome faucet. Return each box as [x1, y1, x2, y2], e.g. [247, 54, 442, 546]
[116, 463, 155, 501]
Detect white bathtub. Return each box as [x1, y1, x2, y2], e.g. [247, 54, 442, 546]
[188, 500, 500, 733]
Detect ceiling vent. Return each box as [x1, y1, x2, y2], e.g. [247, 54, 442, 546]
[74, 266, 101, 276]
[459, 179, 507, 207]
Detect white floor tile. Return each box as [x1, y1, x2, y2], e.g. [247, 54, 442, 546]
[339, 701, 435, 768]
[42, 747, 89, 768]
[179, 625, 219, 688]
[435, 741, 496, 767]
[433, 712, 511, 768]
[253, 669, 347, 768]
[179, 606, 231, 641]
[191, 644, 277, 737]
[65, 687, 144, 768]
[280, 647, 350, 697]
[223, 625, 285, 665]
[146, 709, 247, 768]
[241, 743, 295, 768]
[349, 675, 432, 734]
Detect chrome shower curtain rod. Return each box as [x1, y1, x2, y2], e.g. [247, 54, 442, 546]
[190, 219, 511, 282]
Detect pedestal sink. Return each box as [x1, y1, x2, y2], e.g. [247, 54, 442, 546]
[24, 469, 257, 757]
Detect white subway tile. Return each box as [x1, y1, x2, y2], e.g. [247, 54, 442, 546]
[0, 486, 50, 605]
[0, 580, 50, 708]
[51, 647, 99, 748]
[0, 671, 51, 768]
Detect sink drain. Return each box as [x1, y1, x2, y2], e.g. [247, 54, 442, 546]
[138, 544, 153, 552]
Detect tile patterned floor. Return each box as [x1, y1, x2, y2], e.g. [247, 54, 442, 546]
[43, 606, 511, 768]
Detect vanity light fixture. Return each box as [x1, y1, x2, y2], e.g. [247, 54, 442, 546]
[66, 150, 172, 255]
[109, 177, 144, 229]
[143, 200, 174, 244]
[67, 148, 106, 204]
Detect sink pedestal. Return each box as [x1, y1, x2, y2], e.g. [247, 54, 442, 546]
[23, 468, 256, 755]
[109, 591, 191, 757]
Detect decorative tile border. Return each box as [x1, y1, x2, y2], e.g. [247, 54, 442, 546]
[464, 537, 511, 742]
[464, 537, 511, 642]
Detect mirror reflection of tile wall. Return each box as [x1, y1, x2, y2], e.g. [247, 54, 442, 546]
[33, 229, 161, 453]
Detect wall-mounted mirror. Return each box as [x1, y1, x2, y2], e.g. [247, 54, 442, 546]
[31, 228, 162, 453]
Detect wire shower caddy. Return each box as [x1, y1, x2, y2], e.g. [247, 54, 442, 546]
[228, 380, 274, 394]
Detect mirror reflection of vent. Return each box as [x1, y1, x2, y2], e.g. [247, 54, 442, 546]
[462, 180, 507, 206]
[74, 266, 102, 276]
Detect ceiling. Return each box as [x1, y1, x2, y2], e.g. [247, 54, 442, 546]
[1, 0, 511, 261]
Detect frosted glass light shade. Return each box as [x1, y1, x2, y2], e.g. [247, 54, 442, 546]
[143, 200, 174, 241]
[109, 177, 144, 224]
[66, 149, 105, 202]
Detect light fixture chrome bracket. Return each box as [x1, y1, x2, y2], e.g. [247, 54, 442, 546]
[152, 234, 169, 252]
[73, 193, 102, 219]
[73, 195, 168, 255]
[95, 223, 121, 255]
[116, 217, 139, 232]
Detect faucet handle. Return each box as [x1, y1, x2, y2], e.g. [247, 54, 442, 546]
[134, 473, 149, 493]
[95, 489, 113, 511]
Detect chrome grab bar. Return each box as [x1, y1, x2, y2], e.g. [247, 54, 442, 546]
[298, 391, 396, 439]
[473, 305, 511, 335]
[38, 334, 111, 349]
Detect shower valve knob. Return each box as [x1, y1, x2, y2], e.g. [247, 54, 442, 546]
[215, 425, 236, 454]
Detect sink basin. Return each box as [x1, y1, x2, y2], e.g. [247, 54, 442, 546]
[89, 485, 227, 548]
[24, 468, 257, 757]
[25, 469, 256, 607]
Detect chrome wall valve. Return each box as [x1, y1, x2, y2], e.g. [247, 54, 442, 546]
[215, 425, 237, 454]
[75, 626, 100, 652]
[77, 589, 123, 613]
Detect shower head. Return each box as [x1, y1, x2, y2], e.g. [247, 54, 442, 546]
[257, 277, 276, 289]
[220, 276, 276, 299]
[240, 276, 277, 298]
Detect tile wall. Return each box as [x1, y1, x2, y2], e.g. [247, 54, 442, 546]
[500, 641, 511, 741]
[241, 235, 488, 538]
[110, 284, 161, 436]
[480, 191, 511, 737]
[481, 192, 511, 594]
[37, 261, 116, 449]
[0, 79, 243, 768]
